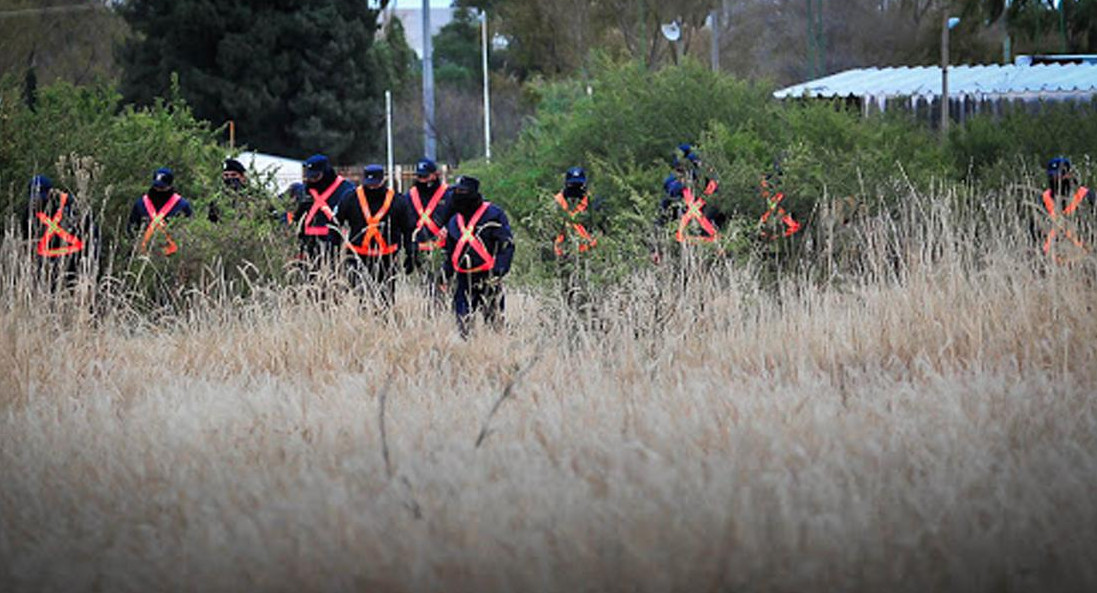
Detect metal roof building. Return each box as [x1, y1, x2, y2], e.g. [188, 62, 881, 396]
[774, 62, 1097, 120]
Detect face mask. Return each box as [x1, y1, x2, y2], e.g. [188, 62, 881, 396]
[452, 191, 480, 216]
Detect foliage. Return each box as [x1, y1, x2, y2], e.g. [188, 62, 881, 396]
[117, 0, 405, 162]
[0, 75, 293, 302]
[464, 58, 949, 270]
[433, 8, 484, 89]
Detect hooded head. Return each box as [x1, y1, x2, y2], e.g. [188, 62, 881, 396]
[451, 175, 483, 217]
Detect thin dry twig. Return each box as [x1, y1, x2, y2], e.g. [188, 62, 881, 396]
[475, 339, 548, 448]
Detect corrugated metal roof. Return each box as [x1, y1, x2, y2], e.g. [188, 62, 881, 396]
[774, 64, 1097, 100]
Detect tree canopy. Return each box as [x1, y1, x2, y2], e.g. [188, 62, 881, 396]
[117, 0, 410, 162]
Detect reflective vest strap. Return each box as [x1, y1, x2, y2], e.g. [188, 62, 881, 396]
[1065, 186, 1089, 215]
[782, 212, 802, 237]
[704, 178, 718, 196]
[411, 184, 448, 250]
[35, 193, 85, 257]
[553, 193, 596, 255]
[452, 202, 495, 273]
[304, 176, 344, 236]
[141, 193, 181, 255]
[554, 193, 589, 217]
[348, 188, 398, 256]
[676, 188, 718, 243]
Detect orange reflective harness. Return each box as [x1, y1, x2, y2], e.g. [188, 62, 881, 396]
[303, 176, 345, 237]
[553, 192, 597, 256]
[346, 187, 398, 257]
[410, 183, 449, 251]
[452, 202, 495, 274]
[758, 178, 801, 239]
[35, 192, 85, 257]
[141, 193, 182, 256]
[703, 178, 719, 196]
[676, 187, 719, 243]
[1042, 187, 1090, 259]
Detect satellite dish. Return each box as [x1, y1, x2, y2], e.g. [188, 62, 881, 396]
[661, 21, 681, 42]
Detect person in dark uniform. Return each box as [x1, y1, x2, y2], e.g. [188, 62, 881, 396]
[551, 167, 606, 319]
[332, 164, 416, 307]
[128, 168, 193, 256]
[293, 154, 354, 261]
[209, 157, 249, 223]
[22, 174, 98, 287]
[404, 158, 452, 306]
[1040, 156, 1094, 262]
[653, 159, 727, 263]
[441, 176, 514, 337]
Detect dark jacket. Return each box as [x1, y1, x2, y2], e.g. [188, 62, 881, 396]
[333, 185, 417, 271]
[405, 180, 454, 246]
[128, 188, 193, 233]
[295, 171, 356, 247]
[442, 200, 514, 279]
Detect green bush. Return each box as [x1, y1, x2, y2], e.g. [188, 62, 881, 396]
[0, 75, 293, 300]
[465, 58, 951, 276]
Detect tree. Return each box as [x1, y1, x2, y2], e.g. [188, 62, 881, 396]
[0, 1, 126, 86]
[117, 0, 405, 162]
[433, 7, 482, 88]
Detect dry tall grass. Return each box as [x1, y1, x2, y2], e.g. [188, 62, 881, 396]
[1, 181, 1096, 592]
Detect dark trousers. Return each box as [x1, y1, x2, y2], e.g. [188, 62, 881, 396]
[454, 273, 505, 337]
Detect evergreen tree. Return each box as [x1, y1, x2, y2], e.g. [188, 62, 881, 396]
[118, 0, 407, 162]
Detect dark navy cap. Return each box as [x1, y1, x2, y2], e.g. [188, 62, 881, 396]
[29, 175, 52, 199]
[1047, 157, 1072, 176]
[223, 158, 246, 174]
[304, 154, 329, 179]
[415, 158, 438, 177]
[152, 168, 174, 189]
[565, 167, 586, 185]
[362, 164, 385, 184]
[453, 175, 480, 194]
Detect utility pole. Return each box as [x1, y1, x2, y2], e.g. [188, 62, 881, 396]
[482, 9, 492, 162]
[1060, 0, 1069, 53]
[806, 0, 824, 78]
[710, 10, 720, 72]
[941, 13, 950, 141]
[385, 90, 394, 190]
[806, 0, 815, 79]
[421, 0, 436, 160]
[816, 0, 825, 75]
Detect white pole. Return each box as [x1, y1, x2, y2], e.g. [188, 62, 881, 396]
[385, 89, 394, 190]
[710, 10, 719, 72]
[481, 9, 492, 162]
[422, 0, 437, 159]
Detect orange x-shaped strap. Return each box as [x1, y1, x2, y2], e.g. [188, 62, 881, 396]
[676, 189, 719, 243]
[554, 193, 598, 256]
[35, 193, 85, 257]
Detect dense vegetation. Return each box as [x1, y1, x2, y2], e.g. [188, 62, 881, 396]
[3, 59, 1095, 296]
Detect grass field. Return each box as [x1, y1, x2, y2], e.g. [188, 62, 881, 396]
[2, 183, 1096, 592]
